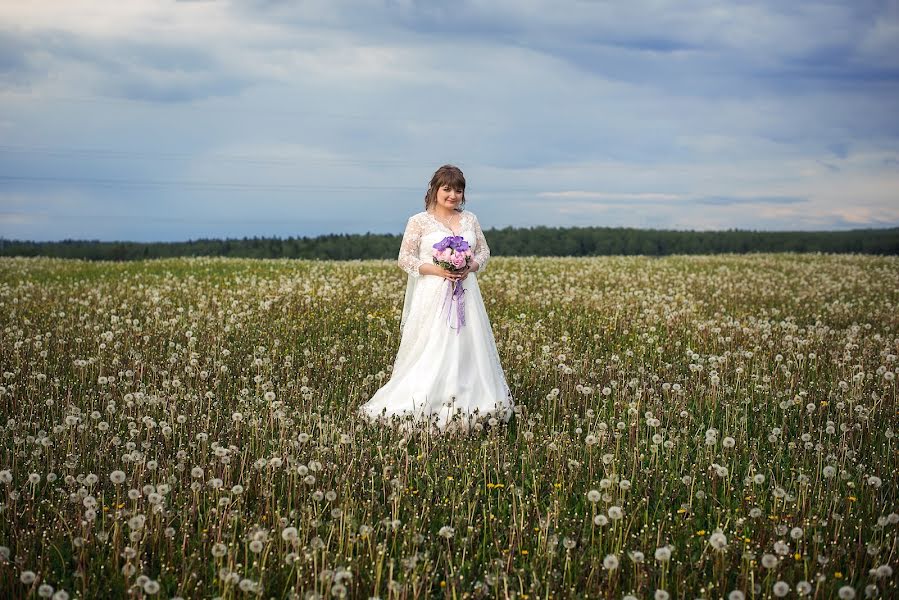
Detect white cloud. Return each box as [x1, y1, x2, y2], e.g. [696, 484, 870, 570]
[0, 0, 897, 241]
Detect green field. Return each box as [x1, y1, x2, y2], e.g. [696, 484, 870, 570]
[0, 254, 897, 599]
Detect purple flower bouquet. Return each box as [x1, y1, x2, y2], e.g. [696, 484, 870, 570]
[432, 236, 473, 333]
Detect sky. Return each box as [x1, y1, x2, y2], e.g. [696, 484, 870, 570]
[1, 0, 898, 242]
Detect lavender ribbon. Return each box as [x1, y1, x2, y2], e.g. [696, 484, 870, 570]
[441, 279, 466, 334]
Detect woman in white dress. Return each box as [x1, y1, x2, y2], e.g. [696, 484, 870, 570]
[357, 165, 515, 434]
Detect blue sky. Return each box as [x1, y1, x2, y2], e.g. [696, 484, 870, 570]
[1, 0, 898, 242]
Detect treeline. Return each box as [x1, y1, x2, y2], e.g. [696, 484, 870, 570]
[1, 226, 897, 261]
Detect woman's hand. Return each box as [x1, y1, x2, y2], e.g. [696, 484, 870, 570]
[419, 263, 461, 281]
[444, 267, 466, 282]
[457, 264, 474, 281]
[419, 263, 472, 282]
[418, 261, 479, 281]
[456, 261, 480, 281]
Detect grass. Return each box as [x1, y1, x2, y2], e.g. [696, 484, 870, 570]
[0, 253, 897, 599]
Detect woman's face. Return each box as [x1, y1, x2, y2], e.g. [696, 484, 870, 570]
[435, 184, 463, 211]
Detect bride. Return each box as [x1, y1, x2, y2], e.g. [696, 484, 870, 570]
[357, 165, 515, 434]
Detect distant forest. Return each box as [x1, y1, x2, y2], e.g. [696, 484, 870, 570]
[2, 226, 897, 261]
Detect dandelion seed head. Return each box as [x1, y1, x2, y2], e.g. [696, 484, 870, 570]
[838, 586, 856, 599]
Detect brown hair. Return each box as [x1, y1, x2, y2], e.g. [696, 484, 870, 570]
[424, 164, 466, 212]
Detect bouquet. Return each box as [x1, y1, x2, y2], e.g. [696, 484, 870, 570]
[432, 236, 472, 332]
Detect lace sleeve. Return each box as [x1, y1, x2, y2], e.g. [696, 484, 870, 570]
[472, 213, 490, 273]
[398, 215, 425, 278]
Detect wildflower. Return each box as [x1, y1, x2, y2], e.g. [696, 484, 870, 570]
[586, 490, 601, 503]
[602, 554, 619, 569]
[438, 526, 455, 539]
[773, 581, 790, 597]
[761, 553, 778, 568]
[728, 592, 745, 600]
[709, 531, 727, 551]
[796, 581, 812, 595]
[608, 506, 624, 520]
[837, 586, 856, 599]
[281, 527, 299, 542]
[654, 546, 672, 562]
[143, 580, 160, 594]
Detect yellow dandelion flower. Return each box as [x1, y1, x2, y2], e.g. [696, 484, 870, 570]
[696, 530, 706, 536]
[835, 572, 843, 578]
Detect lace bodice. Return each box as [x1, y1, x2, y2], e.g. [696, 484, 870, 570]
[398, 210, 491, 278]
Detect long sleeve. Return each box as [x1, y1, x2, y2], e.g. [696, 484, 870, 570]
[397, 216, 425, 278]
[473, 213, 490, 273]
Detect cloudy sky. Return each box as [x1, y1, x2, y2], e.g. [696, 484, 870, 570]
[1, 0, 898, 242]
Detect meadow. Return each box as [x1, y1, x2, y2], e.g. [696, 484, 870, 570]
[0, 253, 896, 600]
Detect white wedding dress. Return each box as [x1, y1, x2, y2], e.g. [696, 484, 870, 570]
[357, 210, 515, 433]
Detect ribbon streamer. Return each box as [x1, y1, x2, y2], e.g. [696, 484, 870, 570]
[441, 278, 466, 333]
